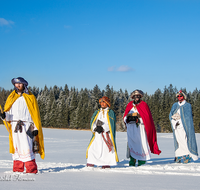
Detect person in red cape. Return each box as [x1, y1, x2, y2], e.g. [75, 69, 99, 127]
[123, 90, 161, 166]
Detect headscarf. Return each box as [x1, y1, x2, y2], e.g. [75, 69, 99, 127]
[176, 90, 187, 100]
[11, 77, 29, 94]
[99, 96, 111, 107]
[130, 89, 144, 99]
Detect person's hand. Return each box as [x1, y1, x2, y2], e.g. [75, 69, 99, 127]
[32, 130, 38, 136]
[94, 125, 104, 134]
[126, 116, 131, 123]
[127, 116, 138, 123]
[0, 112, 5, 120]
[175, 121, 180, 127]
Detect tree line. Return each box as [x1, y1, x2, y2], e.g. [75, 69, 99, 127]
[0, 84, 200, 132]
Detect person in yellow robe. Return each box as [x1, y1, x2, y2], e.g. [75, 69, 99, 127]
[0, 77, 45, 173]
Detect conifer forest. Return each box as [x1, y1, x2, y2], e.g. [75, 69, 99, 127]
[0, 84, 200, 132]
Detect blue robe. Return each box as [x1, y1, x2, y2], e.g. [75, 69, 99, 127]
[169, 102, 198, 156]
[86, 109, 119, 162]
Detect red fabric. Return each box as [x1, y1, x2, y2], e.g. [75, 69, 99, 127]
[101, 132, 113, 152]
[13, 160, 24, 172]
[25, 159, 38, 174]
[123, 101, 161, 155]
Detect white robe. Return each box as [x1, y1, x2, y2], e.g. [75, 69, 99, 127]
[5, 96, 37, 162]
[87, 108, 117, 166]
[124, 105, 151, 161]
[171, 100, 198, 161]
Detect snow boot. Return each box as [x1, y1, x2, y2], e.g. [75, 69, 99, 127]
[174, 156, 181, 163]
[129, 156, 136, 166]
[183, 155, 191, 164]
[87, 163, 94, 167]
[13, 160, 24, 172]
[102, 165, 111, 169]
[25, 159, 38, 174]
[138, 160, 146, 166]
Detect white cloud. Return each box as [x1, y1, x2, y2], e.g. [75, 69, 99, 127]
[117, 65, 134, 72]
[108, 65, 134, 72]
[0, 18, 14, 27]
[107, 66, 116, 72]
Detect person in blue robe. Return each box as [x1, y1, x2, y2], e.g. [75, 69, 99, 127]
[169, 90, 198, 163]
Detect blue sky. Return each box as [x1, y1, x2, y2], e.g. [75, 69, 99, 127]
[0, 0, 200, 95]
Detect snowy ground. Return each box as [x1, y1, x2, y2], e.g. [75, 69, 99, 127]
[0, 125, 200, 190]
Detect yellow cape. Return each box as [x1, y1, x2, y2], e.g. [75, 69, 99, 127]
[3, 90, 45, 159]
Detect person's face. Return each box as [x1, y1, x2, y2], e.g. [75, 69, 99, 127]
[134, 95, 141, 102]
[100, 101, 108, 109]
[15, 83, 24, 92]
[177, 95, 184, 102]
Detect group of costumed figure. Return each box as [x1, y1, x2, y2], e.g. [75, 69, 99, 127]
[0, 77, 198, 173]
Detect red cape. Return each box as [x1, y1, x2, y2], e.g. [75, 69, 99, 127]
[123, 101, 161, 155]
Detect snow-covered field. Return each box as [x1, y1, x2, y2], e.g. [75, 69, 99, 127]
[0, 125, 200, 190]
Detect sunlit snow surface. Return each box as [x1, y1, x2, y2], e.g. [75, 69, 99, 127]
[0, 125, 200, 190]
